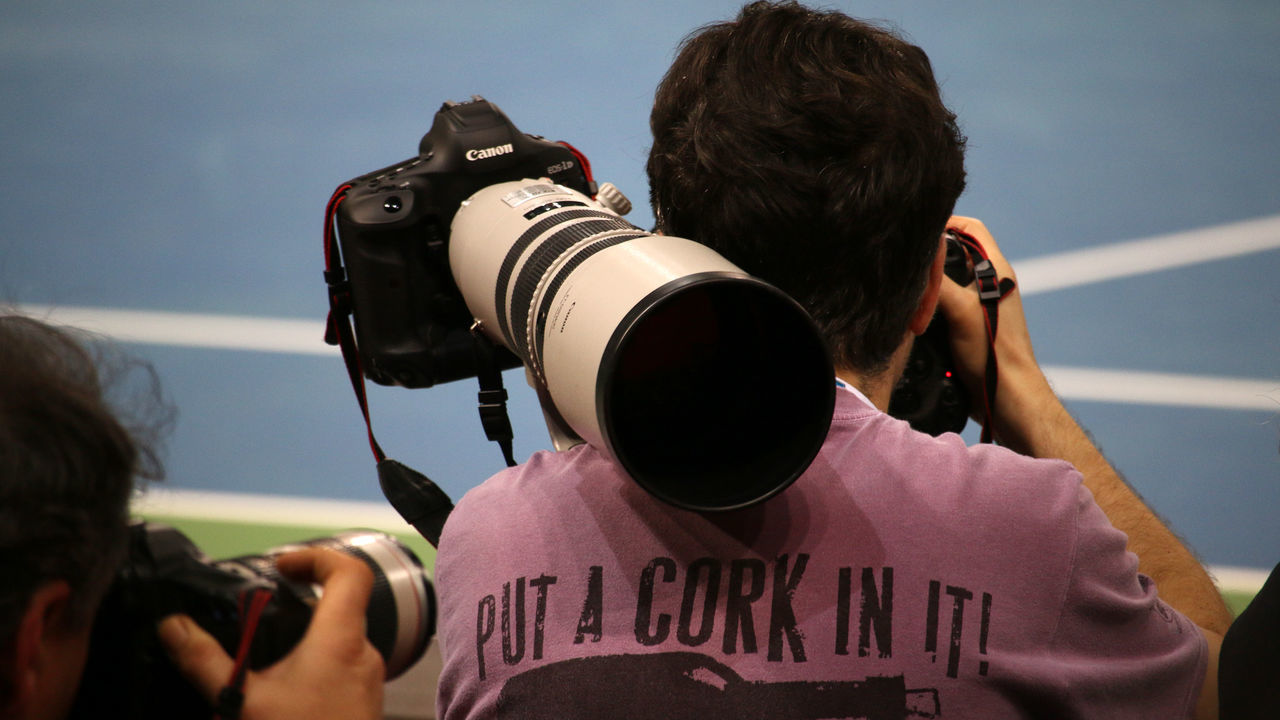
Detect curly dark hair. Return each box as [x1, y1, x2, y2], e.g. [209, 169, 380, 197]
[647, 1, 967, 373]
[0, 314, 170, 703]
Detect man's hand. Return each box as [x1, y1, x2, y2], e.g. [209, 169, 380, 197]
[934, 216, 1060, 453]
[156, 547, 386, 720]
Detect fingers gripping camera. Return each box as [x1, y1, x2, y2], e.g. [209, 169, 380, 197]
[449, 180, 834, 511]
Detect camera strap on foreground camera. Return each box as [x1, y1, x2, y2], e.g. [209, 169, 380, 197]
[949, 229, 1017, 444]
[324, 183, 461, 547]
[212, 587, 274, 720]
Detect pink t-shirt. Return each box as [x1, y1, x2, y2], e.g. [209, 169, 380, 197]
[435, 391, 1206, 719]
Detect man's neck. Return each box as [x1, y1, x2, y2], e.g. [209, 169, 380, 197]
[833, 335, 914, 412]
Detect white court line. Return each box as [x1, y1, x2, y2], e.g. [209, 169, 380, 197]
[11, 215, 1280, 412]
[133, 486, 410, 531]
[1016, 213, 1280, 296]
[16, 304, 335, 356]
[16, 213, 1280, 351]
[1212, 566, 1274, 593]
[20, 299, 1278, 412]
[1043, 366, 1280, 413]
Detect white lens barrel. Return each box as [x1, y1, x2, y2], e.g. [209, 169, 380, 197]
[261, 530, 434, 680]
[451, 181, 833, 510]
[328, 531, 434, 678]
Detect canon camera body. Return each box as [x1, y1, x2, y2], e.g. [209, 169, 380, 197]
[332, 96, 596, 388]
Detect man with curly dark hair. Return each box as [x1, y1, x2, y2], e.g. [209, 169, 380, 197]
[434, 4, 1231, 718]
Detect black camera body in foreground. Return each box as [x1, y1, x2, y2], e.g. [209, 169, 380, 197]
[71, 522, 434, 720]
[334, 97, 596, 388]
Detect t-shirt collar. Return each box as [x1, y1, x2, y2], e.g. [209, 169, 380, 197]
[834, 375, 875, 408]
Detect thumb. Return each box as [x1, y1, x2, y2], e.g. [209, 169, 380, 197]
[157, 613, 236, 702]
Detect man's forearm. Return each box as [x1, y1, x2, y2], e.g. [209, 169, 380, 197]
[996, 370, 1234, 634]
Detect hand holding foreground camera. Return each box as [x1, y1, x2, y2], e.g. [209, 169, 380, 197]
[157, 547, 385, 720]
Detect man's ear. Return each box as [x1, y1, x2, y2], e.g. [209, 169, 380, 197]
[908, 234, 948, 336]
[2, 581, 74, 716]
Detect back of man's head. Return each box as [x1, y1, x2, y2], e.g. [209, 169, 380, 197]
[0, 316, 151, 704]
[648, 0, 967, 374]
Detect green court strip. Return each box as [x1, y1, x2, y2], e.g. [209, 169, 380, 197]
[138, 514, 438, 574]
[131, 489, 438, 572]
[1223, 590, 1254, 617]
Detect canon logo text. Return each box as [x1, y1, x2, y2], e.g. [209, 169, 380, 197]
[466, 144, 515, 161]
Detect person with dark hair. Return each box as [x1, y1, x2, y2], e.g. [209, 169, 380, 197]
[433, 3, 1232, 718]
[0, 315, 142, 720]
[0, 314, 385, 720]
[648, 3, 966, 378]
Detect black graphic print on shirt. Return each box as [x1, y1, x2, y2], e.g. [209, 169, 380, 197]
[495, 651, 941, 719]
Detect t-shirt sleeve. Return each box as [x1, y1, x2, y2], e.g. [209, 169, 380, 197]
[1030, 484, 1208, 718]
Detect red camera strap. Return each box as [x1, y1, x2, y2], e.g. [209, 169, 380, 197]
[322, 184, 385, 463]
[212, 587, 274, 720]
[949, 230, 1017, 444]
[320, 184, 455, 548]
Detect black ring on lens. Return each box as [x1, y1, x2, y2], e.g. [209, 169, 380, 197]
[530, 232, 647, 372]
[507, 218, 638, 362]
[492, 208, 628, 348]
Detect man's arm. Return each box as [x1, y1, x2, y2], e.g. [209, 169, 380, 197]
[936, 217, 1230, 719]
[157, 547, 386, 720]
[934, 216, 1233, 637]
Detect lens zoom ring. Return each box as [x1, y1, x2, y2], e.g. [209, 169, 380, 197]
[338, 544, 397, 663]
[531, 233, 646, 370]
[493, 209, 630, 348]
[508, 219, 637, 361]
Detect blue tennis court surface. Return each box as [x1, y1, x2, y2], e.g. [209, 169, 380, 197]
[3, 2, 1277, 576]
